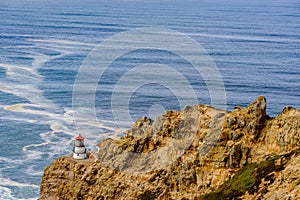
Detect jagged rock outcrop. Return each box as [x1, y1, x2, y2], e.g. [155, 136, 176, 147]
[39, 96, 300, 200]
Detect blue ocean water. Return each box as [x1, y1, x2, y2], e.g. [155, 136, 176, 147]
[0, 0, 299, 199]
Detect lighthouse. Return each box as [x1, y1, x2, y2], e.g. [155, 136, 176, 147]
[73, 134, 87, 159]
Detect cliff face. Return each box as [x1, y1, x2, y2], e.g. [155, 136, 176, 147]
[39, 96, 300, 200]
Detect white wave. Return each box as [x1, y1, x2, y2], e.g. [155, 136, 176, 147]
[22, 142, 55, 153]
[0, 177, 39, 188]
[1, 36, 121, 164]
[1, 33, 45, 38]
[0, 63, 39, 78]
[25, 166, 43, 177]
[0, 185, 38, 200]
[30, 38, 95, 54]
[0, 50, 65, 112]
[1, 37, 134, 163]
[2, 105, 81, 143]
[0, 157, 21, 165]
[0, 186, 16, 200]
[63, 108, 76, 124]
[30, 53, 52, 69]
[4, 104, 61, 119]
[4, 104, 75, 135]
[0, 32, 118, 200]
[0, 74, 58, 112]
[0, 114, 41, 124]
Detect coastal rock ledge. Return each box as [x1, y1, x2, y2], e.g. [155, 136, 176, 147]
[39, 96, 300, 200]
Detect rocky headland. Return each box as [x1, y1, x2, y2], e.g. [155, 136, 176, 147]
[39, 96, 300, 200]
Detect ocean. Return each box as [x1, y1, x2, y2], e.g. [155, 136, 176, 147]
[0, 0, 299, 199]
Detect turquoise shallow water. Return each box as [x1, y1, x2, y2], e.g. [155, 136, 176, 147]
[0, 0, 299, 198]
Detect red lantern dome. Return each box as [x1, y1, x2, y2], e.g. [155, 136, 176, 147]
[75, 134, 84, 140]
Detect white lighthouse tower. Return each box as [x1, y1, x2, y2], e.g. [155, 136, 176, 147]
[73, 134, 87, 159]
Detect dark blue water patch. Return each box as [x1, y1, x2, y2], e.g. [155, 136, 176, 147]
[224, 80, 299, 117]
[38, 53, 86, 107]
[95, 49, 211, 122]
[7, 22, 125, 33]
[7, 186, 38, 199]
[3, 22, 126, 38]
[0, 48, 34, 67]
[129, 83, 181, 121]
[280, 14, 300, 17]
[228, 39, 275, 43]
[5, 56, 34, 66]
[0, 119, 48, 157]
[40, 68, 77, 83]
[42, 52, 86, 72]
[31, 47, 61, 56]
[0, 91, 30, 105]
[0, 119, 69, 199]
[0, 67, 6, 78]
[3, 49, 35, 62]
[69, 21, 120, 27]
[0, 35, 31, 47]
[0, 34, 35, 40]
[42, 90, 74, 108]
[58, 12, 108, 17]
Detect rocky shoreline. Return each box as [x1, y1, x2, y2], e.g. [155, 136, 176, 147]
[39, 96, 300, 199]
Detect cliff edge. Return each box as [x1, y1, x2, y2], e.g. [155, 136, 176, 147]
[39, 96, 300, 200]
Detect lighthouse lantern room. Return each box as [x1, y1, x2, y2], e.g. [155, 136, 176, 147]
[73, 134, 87, 159]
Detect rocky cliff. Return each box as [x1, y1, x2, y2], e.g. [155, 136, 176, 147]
[39, 96, 300, 200]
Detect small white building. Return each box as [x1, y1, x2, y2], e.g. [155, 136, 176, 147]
[73, 134, 87, 159]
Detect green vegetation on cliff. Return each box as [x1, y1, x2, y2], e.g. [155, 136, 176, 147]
[204, 149, 300, 200]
